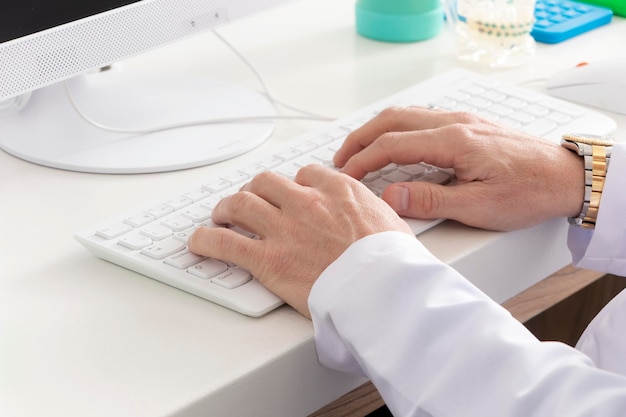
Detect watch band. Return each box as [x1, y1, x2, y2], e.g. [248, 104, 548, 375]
[561, 133, 613, 229]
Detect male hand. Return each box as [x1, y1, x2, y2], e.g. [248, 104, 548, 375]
[188, 164, 412, 318]
[334, 106, 584, 231]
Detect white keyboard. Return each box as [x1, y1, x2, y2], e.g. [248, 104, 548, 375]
[75, 68, 617, 317]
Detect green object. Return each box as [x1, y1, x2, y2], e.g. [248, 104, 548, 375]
[355, 0, 444, 42]
[579, 0, 626, 16]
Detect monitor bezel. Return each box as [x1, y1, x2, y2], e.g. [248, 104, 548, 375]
[0, 0, 289, 100]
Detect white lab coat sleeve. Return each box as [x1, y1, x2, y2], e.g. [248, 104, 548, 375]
[576, 289, 626, 375]
[567, 141, 626, 377]
[309, 231, 626, 417]
[568, 142, 626, 275]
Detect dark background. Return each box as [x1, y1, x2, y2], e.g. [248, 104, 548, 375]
[1, 0, 142, 42]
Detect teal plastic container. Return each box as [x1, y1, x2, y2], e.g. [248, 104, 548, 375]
[355, 0, 444, 42]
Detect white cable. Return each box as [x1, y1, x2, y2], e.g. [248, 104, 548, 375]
[64, 85, 332, 134]
[0, 91, 32, 114]
[64, 29, 335, 134]
[212, 29, 333, 119]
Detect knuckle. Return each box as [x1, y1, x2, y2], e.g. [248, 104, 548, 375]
[299, 189, 324, 211]
[450, 110, 482, 124]
[377, 131, 402, 149]
[251, 170, 278, 184]
[297, 163, 320, 177]
[446, 121, 481, 143]
[378, 105, 404, 120]
[226, 191, 256, 217]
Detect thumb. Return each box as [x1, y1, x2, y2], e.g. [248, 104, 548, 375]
[381, 182, 482, 227]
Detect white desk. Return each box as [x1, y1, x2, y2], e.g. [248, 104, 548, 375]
[2, 1, 625, 416]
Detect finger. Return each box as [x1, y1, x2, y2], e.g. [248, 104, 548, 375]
[240, 170, 303, 209]
[381, 181, 506, 230]
[188, 226, 260, 269]
[334, 106, 432, 168]
[293, 163, 340, 187]
[334, 106, 478, 168]
[295, 164, 376, 205]
[340, 125, 466, 180]
[210, 191, 280, 238]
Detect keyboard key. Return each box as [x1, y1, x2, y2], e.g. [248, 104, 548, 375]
[482, 90, 507, 102]
[95, 222, 132, 240]
[141, 238, 185, 260]
[422, 171, 453, 185]
[146, 204, 174, 219]
[164, 196, 192, 210]
[275, 148, 302, 161]
[311, 149, 335, 165]
[488, 103, 515, 117]
[181, 189, 211, 203]
[118, 233, 153, 250]
[140, 224, 173, 241]
[124, 213, 155, 228]
[222, 172, 249, 185]
[382, 170, 412, 183]
[293, 142, 318, 153]
[161, 215, 194, 232]
[188, 259, 229, 279]
[202, 179, 231, 193]
[459, 83, 486, 95]
[257, 156, 282, 169]
[275, 162, 300, 179]
[399, 164, 428, 178]
[239, 164, 266, 177]
[546, 111, 572, 124]
[172, 227, 198, 244]
[308, 135, 334, 147]
[509, 111, 536, 124]
[180, 205, 212, 222]
[524, 104, 550, 117]
[502, 97, 528, 109]
[211, 268, 253, 289]
[164, 249, 205, 269]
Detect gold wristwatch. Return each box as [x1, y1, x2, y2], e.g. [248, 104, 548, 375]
[561, 133, 614, 229]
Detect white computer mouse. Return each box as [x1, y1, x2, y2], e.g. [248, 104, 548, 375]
[546, 60, 626, 115]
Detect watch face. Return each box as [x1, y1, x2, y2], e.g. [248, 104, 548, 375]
[563, 133, 614, 146]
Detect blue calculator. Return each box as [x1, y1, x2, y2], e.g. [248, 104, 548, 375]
[531, 0, 613, 43]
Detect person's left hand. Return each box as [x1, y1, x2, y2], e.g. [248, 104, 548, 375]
[188, 164, 413, 318]
[333, 106, 584, 231]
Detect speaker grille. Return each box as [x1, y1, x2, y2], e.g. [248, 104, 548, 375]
[0, 0, 288, 99]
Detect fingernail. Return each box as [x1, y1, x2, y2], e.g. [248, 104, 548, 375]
[390, 186, 409, 212]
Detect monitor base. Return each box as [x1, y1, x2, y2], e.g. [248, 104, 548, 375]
[0, 69, 275, 174]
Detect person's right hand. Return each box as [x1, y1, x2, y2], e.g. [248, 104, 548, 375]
[188, 164, 413, 318]
[334, 106, 584, 231]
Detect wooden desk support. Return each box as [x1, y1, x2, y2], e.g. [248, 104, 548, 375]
[309, 265, 604, 417]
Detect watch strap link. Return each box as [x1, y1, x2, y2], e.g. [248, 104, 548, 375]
[562, 134, 613, 228]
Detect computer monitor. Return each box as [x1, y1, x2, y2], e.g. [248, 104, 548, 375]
[0, 0, 291, 173]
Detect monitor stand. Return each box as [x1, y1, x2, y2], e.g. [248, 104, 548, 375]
[0, 68, 275, 174]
